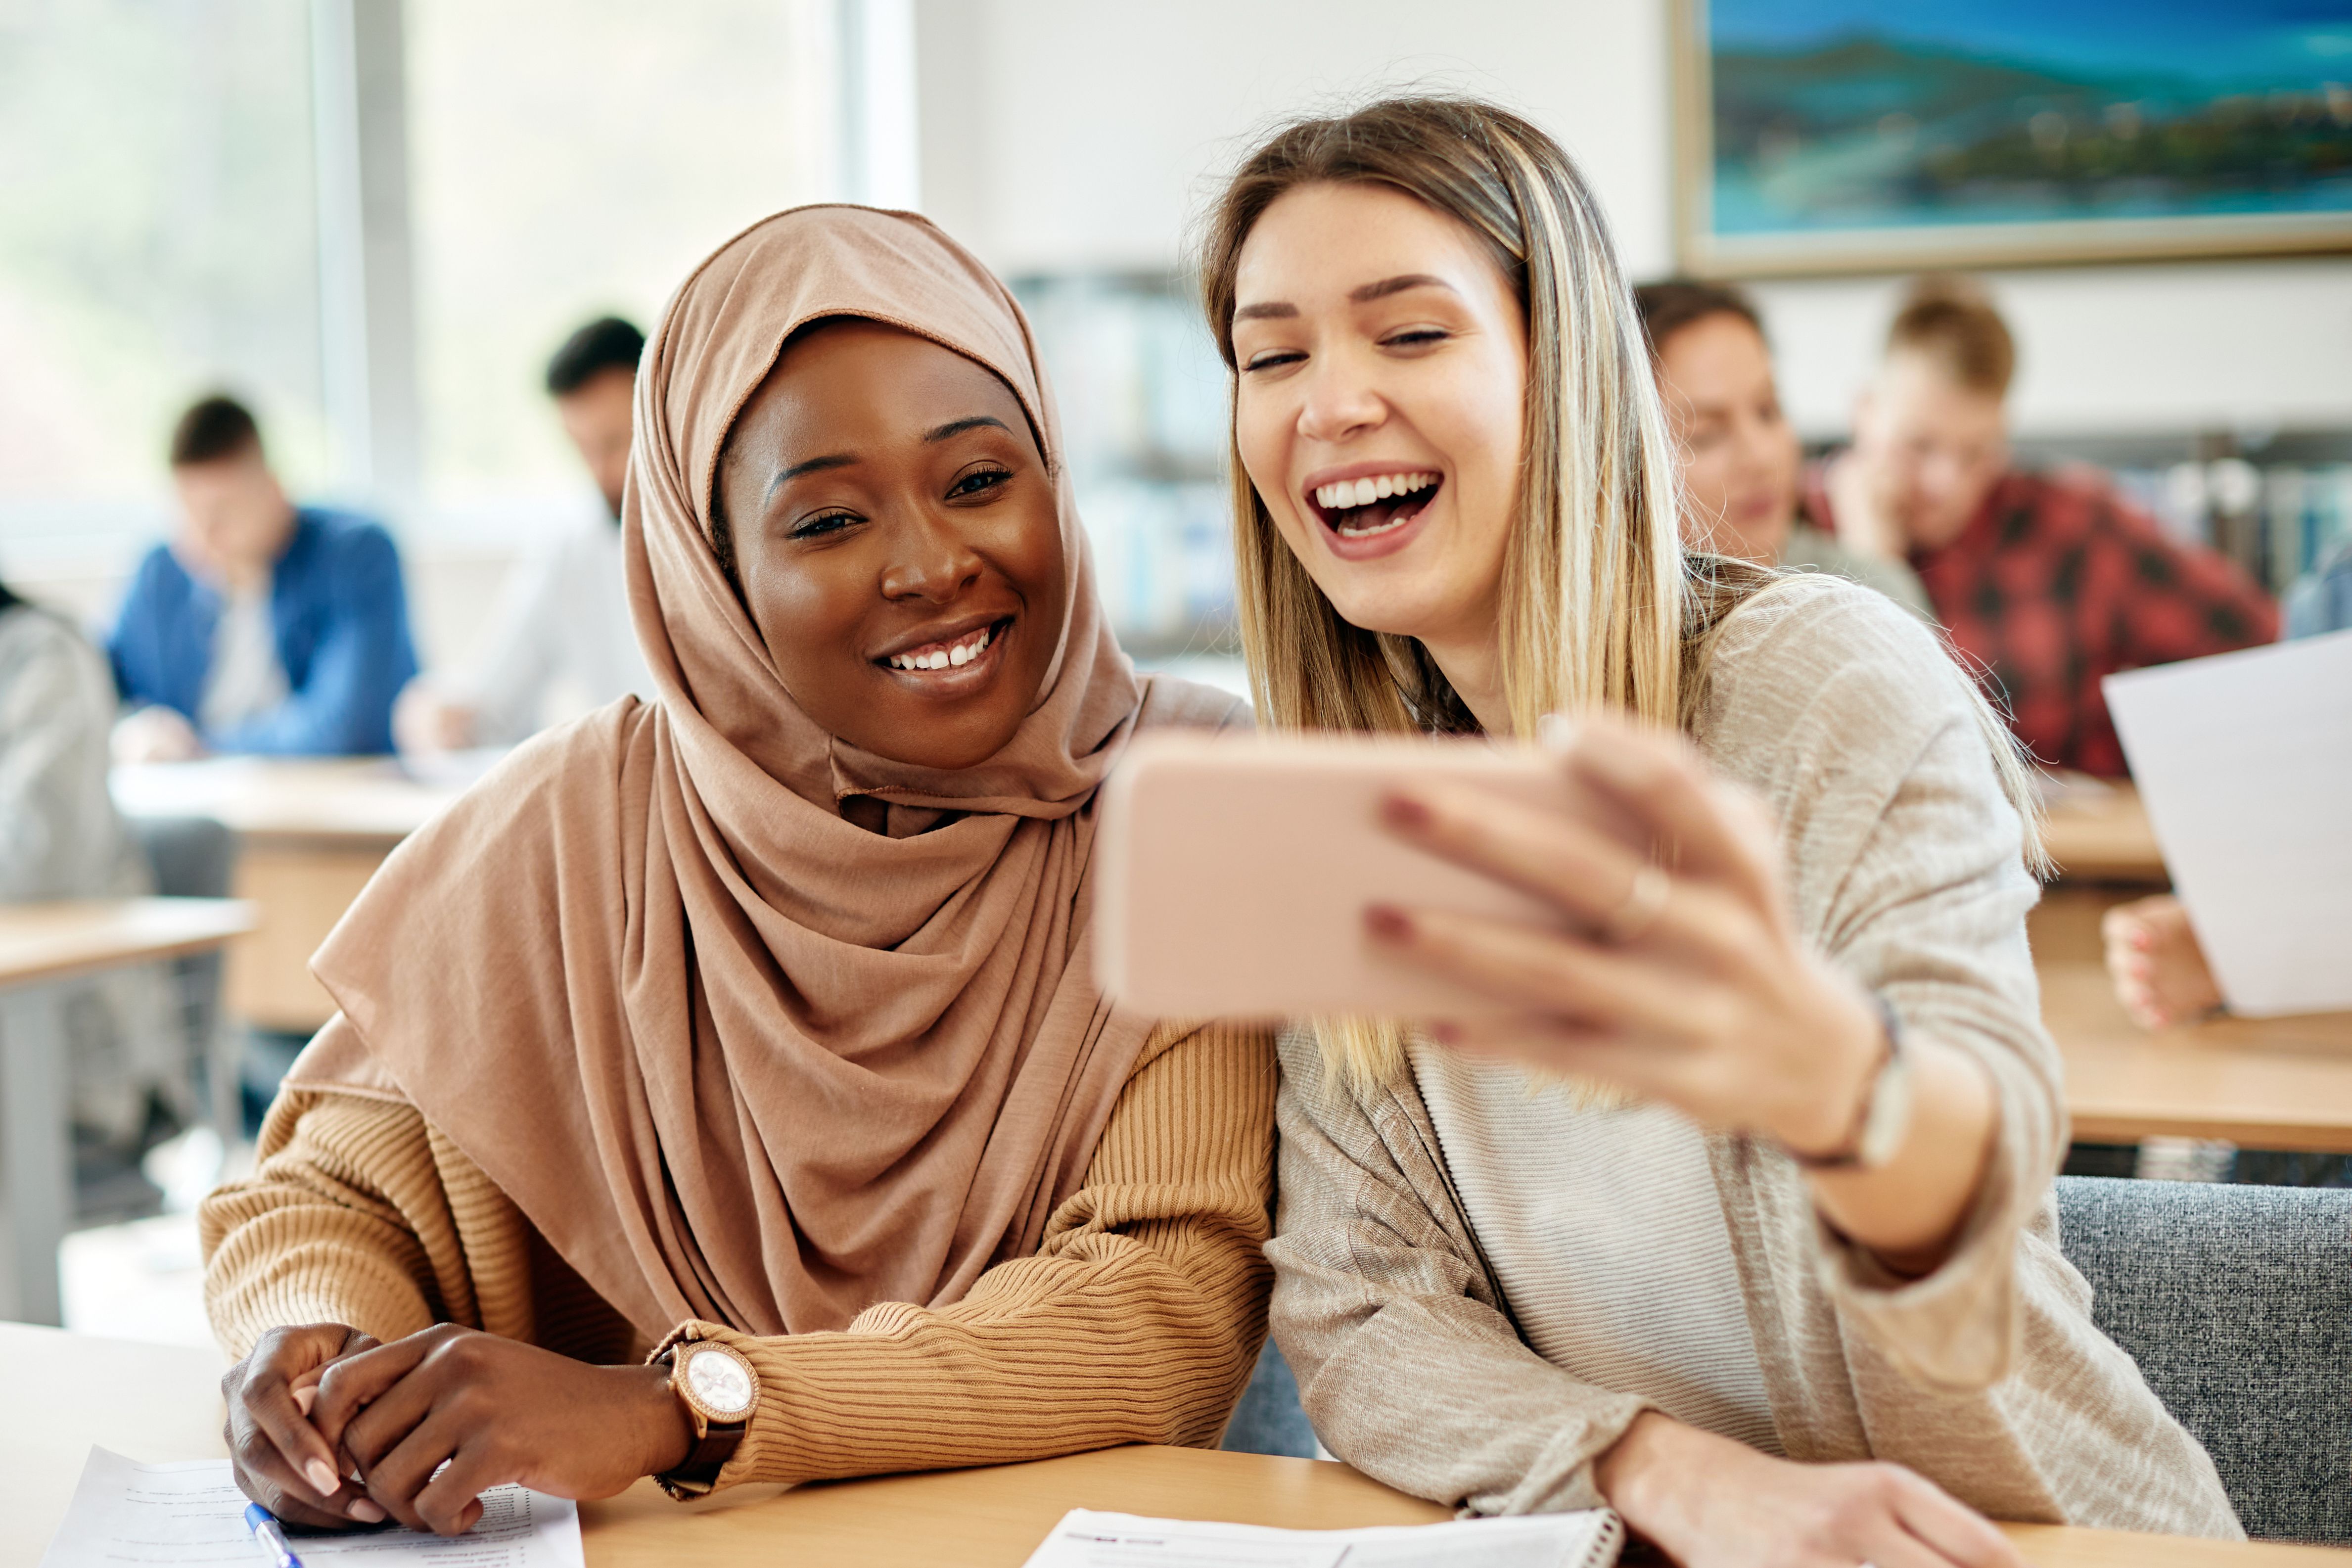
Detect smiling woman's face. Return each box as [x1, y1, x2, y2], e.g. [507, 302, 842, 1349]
[1230, 181, 1527, 653]
[716, 319, 1067, 772]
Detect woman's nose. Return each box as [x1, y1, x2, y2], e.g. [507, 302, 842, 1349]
[1296, 354, 1387, 445]
[878, 510, 984, 602]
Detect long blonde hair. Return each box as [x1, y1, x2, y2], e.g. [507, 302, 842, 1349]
[1196, 96, 2041, 1091]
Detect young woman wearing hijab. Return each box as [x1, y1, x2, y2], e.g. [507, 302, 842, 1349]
[200, 207, 1271, 1534]
[1199, 98, 2238, 1566]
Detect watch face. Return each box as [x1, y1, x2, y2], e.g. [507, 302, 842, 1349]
[684, 1346, 755, 1419]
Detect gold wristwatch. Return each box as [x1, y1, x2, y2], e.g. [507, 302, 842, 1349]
[655, 1338, 758, 1497]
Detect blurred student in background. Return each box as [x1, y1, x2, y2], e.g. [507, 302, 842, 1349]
[1810, 279, 2275, 778]
[1, 575, 187, 1170]
[2105, 543, 2352, 1033]
[2285, 535, 2352, 641]
[1634, 280, 1929, 619]
[395, 317, 654, 754]
[110, 395, 418, 760]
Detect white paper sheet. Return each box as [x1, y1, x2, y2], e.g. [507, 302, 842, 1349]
[2103, 627, 2352, 1015]
[38, 1450, 586, 1568]
[1018, 1508, 1621, 1568]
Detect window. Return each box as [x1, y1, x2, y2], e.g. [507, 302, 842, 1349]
[405, 0, 833, 537]
[0, 0, 323, 584]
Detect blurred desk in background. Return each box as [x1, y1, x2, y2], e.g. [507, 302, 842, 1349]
[2041, 957, 2352, 1153]
[0, 899, 254, 1324]
[112, 759, 464, 1034]
[2040, 779, 2165, 884]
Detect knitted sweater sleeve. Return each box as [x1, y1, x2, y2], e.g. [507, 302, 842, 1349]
[199, 1017, 1277, 1488]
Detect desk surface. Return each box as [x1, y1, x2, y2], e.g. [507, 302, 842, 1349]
[5, 1324, 2341, 1568]
[111, 756, 465, 844]
[2041, 780, 2166, 884]
[2044, 958, 2352, 1152]
[0, 898, 256, 991]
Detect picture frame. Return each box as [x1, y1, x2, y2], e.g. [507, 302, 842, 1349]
[1671, 0, 2352, 276]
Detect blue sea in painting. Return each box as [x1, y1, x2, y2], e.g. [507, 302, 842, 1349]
[1708, 0, 2352, 234]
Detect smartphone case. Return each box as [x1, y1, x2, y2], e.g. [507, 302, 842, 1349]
[1095, 731, 1606, 1020]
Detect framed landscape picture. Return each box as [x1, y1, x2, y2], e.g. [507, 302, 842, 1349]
[1673, 0, 2352, 274]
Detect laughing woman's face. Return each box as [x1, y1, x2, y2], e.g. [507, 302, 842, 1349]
[1228, 181, 1527, 655]
[717, 319, 1068, 772]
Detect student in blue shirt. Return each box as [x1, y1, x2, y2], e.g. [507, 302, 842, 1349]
[109, 396, 418, 759]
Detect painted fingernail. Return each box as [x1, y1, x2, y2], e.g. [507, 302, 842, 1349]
[349, 1500, 386, 1523]
[1535, 713, 1577, 753]
[1364, 904, 1412, 941]
[292, 1385, 316, 1416]
[1379, 793, 1431, 830]
[306, 1459, 339, 1494]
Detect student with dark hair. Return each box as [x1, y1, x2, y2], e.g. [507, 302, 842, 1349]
[1809, 279, 2275, 777]
[1632, 279, 1928, 618]
[109, 393, 418, 759]
[395, 317, 654, 753]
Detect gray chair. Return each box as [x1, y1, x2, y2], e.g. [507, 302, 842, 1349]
[2055, 1174, 2352, 1544]
[1221, 1338, 1317, 1458]
[128, 815, 241, 1138]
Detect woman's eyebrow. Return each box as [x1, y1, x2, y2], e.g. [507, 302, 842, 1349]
[1233, 275, 1456, 323]
[1349, 273, 1453, 303]
[924, 415, 1012, 442]
[768, 452, 856, 498]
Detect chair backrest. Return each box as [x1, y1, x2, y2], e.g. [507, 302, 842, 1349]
[133, 815, 237, 899]
[2056, 1174, 2352, 1543]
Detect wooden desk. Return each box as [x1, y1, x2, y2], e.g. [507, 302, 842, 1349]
[5, 1324, 2341, 1568]
[0, 900, 254, 1325]
[2041, 780, 2166, 884]
[2044, 957, 2352, 1152]
[112, 758, 463, 1032]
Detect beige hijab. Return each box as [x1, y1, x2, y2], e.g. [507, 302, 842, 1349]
[299, 205, 1240, 1340]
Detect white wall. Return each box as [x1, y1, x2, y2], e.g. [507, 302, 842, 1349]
[915, 0, 2352, 441]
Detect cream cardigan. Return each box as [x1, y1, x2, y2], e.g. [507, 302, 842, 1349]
[1266, 575, 2241, 1538]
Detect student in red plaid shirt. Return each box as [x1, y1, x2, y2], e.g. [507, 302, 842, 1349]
[1805, 278, 2276, 778]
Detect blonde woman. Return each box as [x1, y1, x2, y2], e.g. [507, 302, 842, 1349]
[1199, 97, 2238, 1566]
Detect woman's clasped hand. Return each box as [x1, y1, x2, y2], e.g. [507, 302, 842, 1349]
[223, 1323, 692, 1535]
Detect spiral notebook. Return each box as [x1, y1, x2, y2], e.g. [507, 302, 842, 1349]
[1018, 1507, 1622, 1568]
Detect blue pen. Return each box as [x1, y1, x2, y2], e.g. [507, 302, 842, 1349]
[243, 1504, 306, 1568]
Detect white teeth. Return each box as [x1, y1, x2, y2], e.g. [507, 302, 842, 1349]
[1313, 472, 1437, 511]
[889, 623, 994, 672]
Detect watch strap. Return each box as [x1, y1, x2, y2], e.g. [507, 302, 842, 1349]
[673, 1419, 745, 1483]
[1789, 994, 1911, 1173]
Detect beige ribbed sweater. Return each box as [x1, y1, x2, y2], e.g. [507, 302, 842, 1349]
[201, 1017, 1274, 1491]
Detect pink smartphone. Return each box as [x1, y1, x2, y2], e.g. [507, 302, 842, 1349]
[1095, 731, 1615, 1021]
